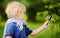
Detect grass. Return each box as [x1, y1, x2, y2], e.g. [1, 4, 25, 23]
[0, 27, 4, 38]
[0, 22, 5, 38]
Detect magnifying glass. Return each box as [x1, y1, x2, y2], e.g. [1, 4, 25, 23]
[48, 15, 52, 21]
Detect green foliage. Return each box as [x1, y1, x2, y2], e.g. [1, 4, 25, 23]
[51, 14, 60, 23]
[0, 27, 4, 38]
[0, 0, 60, 21]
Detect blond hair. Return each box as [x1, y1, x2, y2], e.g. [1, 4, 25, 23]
[5, 1, 26, 18]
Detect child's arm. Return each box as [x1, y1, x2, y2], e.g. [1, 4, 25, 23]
[30, 20, 50, 36]
[6, 36, 12, 38]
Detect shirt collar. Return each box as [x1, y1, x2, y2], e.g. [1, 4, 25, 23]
[6, 18, 27, 30]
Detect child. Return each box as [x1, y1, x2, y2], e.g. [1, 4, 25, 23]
[3, 1, 50, 38]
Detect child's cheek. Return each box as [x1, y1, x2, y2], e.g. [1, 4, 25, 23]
[19, 14, 24, 20]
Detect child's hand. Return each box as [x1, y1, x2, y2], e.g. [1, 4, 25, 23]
[43, 20, 50, 27]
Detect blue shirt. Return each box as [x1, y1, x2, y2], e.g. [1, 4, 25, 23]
[3, 22, 32, 38]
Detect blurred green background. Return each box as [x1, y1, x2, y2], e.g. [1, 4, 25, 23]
[0, 0, 60, 38]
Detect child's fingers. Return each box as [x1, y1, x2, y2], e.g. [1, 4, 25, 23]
[44, 20, 50, 26]
[46, 20, 50, 26]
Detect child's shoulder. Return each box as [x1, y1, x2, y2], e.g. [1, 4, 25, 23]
[6, 18, 17, 26]
[5, 22, 16, 28]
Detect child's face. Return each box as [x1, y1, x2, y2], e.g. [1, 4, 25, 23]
[16, 9, 26, 20]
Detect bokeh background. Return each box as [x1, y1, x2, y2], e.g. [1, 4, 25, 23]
[0, 0, 60, 38]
